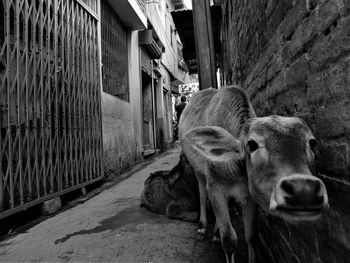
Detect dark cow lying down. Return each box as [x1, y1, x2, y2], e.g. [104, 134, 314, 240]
[142, 85, 329, 263]
[140, 153, 200, 222]
[140, 153, 240, 222]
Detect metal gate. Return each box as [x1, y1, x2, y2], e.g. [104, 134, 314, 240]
[0, 0, 103, 219]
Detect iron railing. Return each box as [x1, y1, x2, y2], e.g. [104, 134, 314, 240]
[0, 0, 103, 219]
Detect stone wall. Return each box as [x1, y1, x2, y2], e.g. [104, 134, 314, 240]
[221, 0, 350, 262]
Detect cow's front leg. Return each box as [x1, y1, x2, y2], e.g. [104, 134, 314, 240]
[242, 198, 258, 263]
[208, 185, 237, 263]
[212, 220, 220, 243]
[196, 173, 208, 240]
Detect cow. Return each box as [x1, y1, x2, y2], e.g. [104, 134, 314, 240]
[140, 152, 200, 222]
[179, 85, 329, 263]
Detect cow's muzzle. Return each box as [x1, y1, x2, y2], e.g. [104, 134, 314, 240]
[269, 174, 329, 221]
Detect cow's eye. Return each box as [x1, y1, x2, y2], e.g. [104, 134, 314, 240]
[247, 139, 259, 152]
[309, 138, 317, 150]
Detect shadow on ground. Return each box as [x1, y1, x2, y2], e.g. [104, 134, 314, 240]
[55, 204, 171, 244]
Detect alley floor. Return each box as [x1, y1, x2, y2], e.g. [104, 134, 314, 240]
[0, 145, 248, 263]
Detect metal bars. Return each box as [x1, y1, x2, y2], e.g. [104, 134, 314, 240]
[0, 0, 103, 219]
[101, 0, 129, 101]
[78, 0, 97, 14]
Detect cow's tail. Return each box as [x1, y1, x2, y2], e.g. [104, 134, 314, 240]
[168, 152, 188, 186]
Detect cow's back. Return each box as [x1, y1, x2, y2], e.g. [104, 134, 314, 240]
[179, 88, 217, 139]
[179, 86, 256, 140]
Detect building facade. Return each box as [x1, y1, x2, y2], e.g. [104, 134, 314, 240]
[101, 0, 189, 175]
[100, 0, 147, 176]
[142, 0, 190, 150]
[0, 0, 188, 219]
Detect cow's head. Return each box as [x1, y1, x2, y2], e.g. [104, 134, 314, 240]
[183, 116, 329, 222]
[241, 116, 328, 221]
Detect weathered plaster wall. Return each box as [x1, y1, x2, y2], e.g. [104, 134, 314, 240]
[101, 31, 143, 177]
[142, 76, 155, 150]
[157, 68, 174, 147]
[222, 0, 350, 262]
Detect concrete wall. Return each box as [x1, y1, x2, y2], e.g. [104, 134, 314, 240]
[221, 0, 350, 262]
[101, 31, 143, 177]
[142, 73, 155, 150]
[162, 69, 174, 144]
[154, 66, 174, 148]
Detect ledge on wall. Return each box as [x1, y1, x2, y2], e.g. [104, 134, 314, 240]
[107, 0, 147, 30]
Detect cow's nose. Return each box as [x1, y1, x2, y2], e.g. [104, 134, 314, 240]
[271, 174, 329, 210]
[281, 177, 323, 207]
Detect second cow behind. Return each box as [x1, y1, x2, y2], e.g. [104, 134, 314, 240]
[179, 85, 329, 263]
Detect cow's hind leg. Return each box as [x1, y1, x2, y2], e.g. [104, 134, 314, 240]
[196, 173, 208, 240]
[208, 186, 237, 263]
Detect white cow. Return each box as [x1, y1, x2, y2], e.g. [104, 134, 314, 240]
[179, 85, 329, 263]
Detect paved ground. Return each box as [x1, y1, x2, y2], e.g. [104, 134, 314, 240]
[0, 145, 247, 262]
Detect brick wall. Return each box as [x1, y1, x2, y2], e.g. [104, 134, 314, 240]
[221, 0, 350, 262]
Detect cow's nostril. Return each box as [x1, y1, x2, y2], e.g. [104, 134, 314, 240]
[280, 178, 325, 207]
[281, 180, 295, 196]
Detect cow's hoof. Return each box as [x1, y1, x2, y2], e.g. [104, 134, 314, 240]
[212, 236, 220, 243]
[197, 228, 206, 240]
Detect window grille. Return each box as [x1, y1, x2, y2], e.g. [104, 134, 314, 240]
[101, 0, 129, 101]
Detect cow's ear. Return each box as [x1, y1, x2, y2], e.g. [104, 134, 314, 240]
[183, 126, 244, 163]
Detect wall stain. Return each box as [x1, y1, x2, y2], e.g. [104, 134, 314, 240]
[54, 206, 171, 244]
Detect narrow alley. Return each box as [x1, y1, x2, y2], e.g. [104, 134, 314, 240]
[1, 0, 350, 262]
[0, 145, 246, 262]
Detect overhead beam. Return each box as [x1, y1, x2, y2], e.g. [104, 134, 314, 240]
[191, 0, 217, 89]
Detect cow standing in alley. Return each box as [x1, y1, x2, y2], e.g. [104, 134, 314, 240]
[179, 85, 329, 263]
